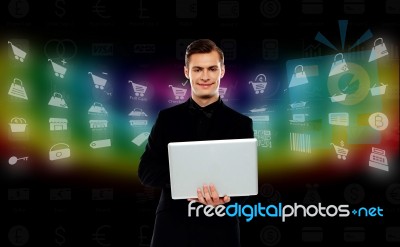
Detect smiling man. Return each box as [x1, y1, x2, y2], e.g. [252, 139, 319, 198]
[138, 39, 254, 247]
[184, 41, 225, 107]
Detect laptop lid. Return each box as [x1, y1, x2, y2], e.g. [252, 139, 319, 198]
[168, 138, 258, 200]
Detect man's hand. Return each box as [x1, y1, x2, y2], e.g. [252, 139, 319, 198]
[187, 184, 230, 206]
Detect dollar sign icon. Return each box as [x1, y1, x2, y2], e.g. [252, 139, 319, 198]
[55, 226, 66, 246]
[55, 0, 66, 18]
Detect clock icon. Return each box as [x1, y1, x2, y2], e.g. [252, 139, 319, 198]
[327, 62, 371, 105]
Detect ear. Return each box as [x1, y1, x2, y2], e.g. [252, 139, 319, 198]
[220, 65, 225, 78]
[184, 66, 189, 79]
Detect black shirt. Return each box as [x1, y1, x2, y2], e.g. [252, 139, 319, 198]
[188, 97, 222, 139]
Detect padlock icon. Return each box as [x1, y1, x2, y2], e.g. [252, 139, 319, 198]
[329, 53, 349, 77]
[369, 37, 389, 62]
[289, 65, 308, 88]
[49, 143, 70, 161]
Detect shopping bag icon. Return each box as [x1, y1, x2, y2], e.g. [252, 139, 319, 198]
[329, 53, 349, 77]
[48, 92, 68, 108]
[289, 65, 308, 88]
[9, 117, 27, 132]
[369, 38, 389, 62]
[88, 102, 108, 115]
[49, 143, 70, 161]
[8, 78, 28, 100]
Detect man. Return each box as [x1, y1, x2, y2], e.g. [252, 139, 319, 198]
[138, 39, 254, 247]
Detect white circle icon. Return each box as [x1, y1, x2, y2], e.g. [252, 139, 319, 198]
[368, 112, 389, 131]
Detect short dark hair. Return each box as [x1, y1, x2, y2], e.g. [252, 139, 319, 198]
[185, 39, 224, 67]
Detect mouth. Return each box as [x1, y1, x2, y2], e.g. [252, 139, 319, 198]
[197, 82, 214, 88]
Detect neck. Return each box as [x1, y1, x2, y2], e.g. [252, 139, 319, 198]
[191, 95, 219, 107]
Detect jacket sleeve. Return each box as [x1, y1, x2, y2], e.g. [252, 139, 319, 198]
[138, 111, 170, 188]
[243, 117, 254, 139]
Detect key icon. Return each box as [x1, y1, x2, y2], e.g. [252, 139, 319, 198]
[8, 156, 28, 165]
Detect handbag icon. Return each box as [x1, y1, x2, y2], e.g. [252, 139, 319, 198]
[48, 92, 68, 108]
[369, 38, 389, 62]
[289, 65, 308, 88]
[49, 143, 70, 161]
[8, 78, 28, 100]
[129, 108, 148, 117]
[88, 102, 108, 115]
[329, 53, 349, 77]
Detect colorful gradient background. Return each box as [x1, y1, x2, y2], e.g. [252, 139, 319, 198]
[1, 21, 398, 189]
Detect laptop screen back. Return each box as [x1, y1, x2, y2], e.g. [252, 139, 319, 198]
[167, 138, 258, 199]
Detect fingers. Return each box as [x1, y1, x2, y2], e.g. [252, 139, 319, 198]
[195, 184, 230, 206]
[209, 184, 220, 202]
[223, 195, 231, 203]
[203, 184, 213, 203]
[197, 188, 206, 204]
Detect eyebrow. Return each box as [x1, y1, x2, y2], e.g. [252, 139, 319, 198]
[191, 65, 219, 69]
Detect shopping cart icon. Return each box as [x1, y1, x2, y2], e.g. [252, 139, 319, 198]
[8, 41, 27, 62]
[249, 74, 267, 94]
[129, 81, 147, 97]
[169, 85, 187, 99]
[48, 59, 67, 78]
[330, 143, 349, 160]
[219, 87, 227, 98]
[89, 72, 107, 89]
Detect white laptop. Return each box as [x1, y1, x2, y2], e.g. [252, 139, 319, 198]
[168, 138, 258, 200]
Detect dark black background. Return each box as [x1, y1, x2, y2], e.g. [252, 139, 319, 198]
[4, 0, 400, 246]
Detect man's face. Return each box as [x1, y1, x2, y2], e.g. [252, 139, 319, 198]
[184, 51, 225, 101]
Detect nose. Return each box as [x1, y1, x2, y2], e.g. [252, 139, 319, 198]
[201, 71, 209, 81]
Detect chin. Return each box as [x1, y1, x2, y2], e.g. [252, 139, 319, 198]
[197, 94, 219, 100]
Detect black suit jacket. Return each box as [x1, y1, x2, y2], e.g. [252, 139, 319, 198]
[138, 98, 254, 245]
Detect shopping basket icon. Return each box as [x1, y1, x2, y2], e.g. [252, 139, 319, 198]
[89, 72, 107, 89]
[129, 81, 147, 97]
[48, 59, 67, 78]
[9, 117, 27, 133]
[8, 41, 27, 62]
[169, 85, 187, 99]
[370, 83, 387, 96]
[330, 143, 348, 160]
[249, 74, 267, 94]
[219, 87, 228, 98]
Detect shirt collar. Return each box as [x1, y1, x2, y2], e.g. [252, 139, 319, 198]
[189, 97, 222, 118]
